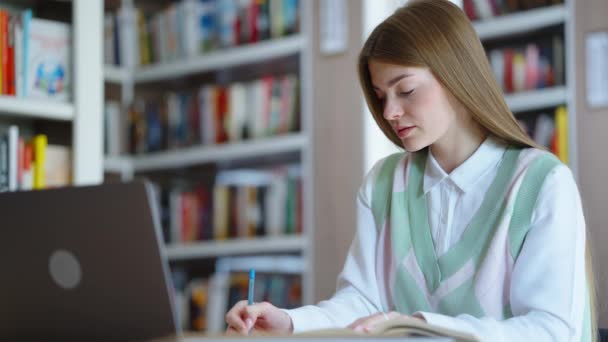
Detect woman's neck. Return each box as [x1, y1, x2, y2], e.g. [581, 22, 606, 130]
[430, 119, 487, 174]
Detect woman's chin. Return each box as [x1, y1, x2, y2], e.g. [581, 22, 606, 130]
[402, 140, 429, 153]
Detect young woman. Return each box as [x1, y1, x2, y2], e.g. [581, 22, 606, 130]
[225, 0, 596, 340]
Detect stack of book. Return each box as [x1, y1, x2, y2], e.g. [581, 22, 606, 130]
[517, 105, 568, 163]
[170, 255, 303, 333]
[107, 73, 299, 155]
[0, 8, 71, 101]
[489, 35, 564, 94]
[463, 0, 563, 21]
[157, 164, 303, 245]
[0, 126, 71, 192]
[105, 0, 300, 67]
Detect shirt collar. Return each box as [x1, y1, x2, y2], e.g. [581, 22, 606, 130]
[423, 136, 507, 194]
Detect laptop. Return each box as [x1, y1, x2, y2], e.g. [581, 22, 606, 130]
[0, 181, 179, 342]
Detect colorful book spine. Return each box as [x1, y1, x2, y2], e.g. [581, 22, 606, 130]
[554, 106, 568, 164]
[21, 9, 31, 97]
[7, 125, 18, 191]
[33, 134, 47, 190]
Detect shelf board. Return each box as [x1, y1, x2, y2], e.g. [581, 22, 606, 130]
[474, 5, 566, 41]
[0, 96, 74, 121]
[127, 133, 307, 172]
[134, 35, 305, 83]
[215, 255, 305, 274]
[505, 86, 567, 112]
[164, 235, 307, 261]
[103, 156, 133, 174]
[104, 65, 131, 84]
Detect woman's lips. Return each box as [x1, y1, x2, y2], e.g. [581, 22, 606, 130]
[397, 126, 415, 138]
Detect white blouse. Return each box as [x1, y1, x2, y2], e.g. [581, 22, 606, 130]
[285, 137, 587, 341]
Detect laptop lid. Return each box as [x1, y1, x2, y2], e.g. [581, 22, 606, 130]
[0, 181, 178, 341]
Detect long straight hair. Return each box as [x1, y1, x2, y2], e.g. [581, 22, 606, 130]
[357, 0, 597, 339]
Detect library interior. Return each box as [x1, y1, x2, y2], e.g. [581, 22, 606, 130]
[1, 0, 608, 341]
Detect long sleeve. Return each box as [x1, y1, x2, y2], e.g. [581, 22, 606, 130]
[283, 161, 386, 333]
[415, 165, 587, 342]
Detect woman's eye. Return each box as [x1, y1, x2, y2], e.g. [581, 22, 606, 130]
[400, 89, 414, 96]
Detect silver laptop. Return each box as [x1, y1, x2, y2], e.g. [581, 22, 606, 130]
[0, 181, 178, 341]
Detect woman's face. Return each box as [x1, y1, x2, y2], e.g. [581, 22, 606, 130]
[369, 60, 459, 152]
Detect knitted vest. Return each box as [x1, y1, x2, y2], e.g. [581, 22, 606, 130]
[370, 148, 591, 341]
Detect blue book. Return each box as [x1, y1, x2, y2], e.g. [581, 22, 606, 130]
[21, 9, 31, 97]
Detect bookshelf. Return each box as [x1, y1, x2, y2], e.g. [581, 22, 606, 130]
[103, 65, 130, 84]
[473, 4, 566, 40]
[0, 0, 103, 186]
[165, 235, 308, 262]
[504, 85, 567, 113]
[0, 97, 74, 121]
[134, 35, 305, 83]
[105, 132, 308, 173]
[102, 0, 315, 331]
[470, 0, 578, 176]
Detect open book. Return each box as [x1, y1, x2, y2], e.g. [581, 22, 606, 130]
[295, 316, 479, 342]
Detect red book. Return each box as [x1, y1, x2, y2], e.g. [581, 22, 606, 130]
[249, 0, 259, 43]
[0, 10, 8, 95]
[550, 131, 558, 155]
[6, 13, 14, 95]
[463, 0, 478, 21]
[503, 49, 514, 93]
[215, 87, 229, 143]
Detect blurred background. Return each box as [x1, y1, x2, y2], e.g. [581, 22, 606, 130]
[0, 0, 607, 334]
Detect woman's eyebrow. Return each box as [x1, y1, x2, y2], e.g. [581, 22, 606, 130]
[372, 73, 413, 90]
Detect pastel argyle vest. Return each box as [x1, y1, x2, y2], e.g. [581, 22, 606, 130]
[370, 147, 591, 341]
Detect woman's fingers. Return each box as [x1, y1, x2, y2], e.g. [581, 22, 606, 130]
[225, 300, 250, 334]
[350, 311, 402, 333]
[225, 301, 275, 335]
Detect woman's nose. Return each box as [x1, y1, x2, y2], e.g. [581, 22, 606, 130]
[382, 98, 404, 121]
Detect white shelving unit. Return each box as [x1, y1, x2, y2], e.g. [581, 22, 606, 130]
[165, 235, 308, 262]
[504, 86, 568, 113]
[0, 0, 103, 185]
[134, 35, 305, 83]
[472, 2, 577, 176]
[103, 65, 130, 84]
[118, 133, 307, 172]
[473, 4, 566, 40]
[103, 1, 315, 306]
[0, 97, 74, 121]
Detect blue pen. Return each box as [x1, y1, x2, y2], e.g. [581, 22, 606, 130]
[248, 268, 255, 305]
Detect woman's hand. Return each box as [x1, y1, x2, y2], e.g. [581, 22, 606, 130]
[347, 311, 423, 333]
[225, 300, 293, 336]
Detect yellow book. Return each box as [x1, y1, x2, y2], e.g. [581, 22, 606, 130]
[555, 106, 568, 164]
[33, 134, 47, 189]
[213, 185, 229, 240]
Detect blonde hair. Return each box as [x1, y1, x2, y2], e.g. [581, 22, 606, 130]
[357, 0, 597, 339]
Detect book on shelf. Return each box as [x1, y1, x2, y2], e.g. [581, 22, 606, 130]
[120, 73, 299, 155]
[516, 105, 568, 162]
[488, 35, 564, 94]
[158, 164, 302, 245]
[0, 6, 72, 100]
[464, 0, 563, 21]
[104, 100, 126, 156]
[26, 17, 71, 101]
[105, 0, 300, 67]
[168, 255, 302, 334]
[0, 127, 71, 192]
